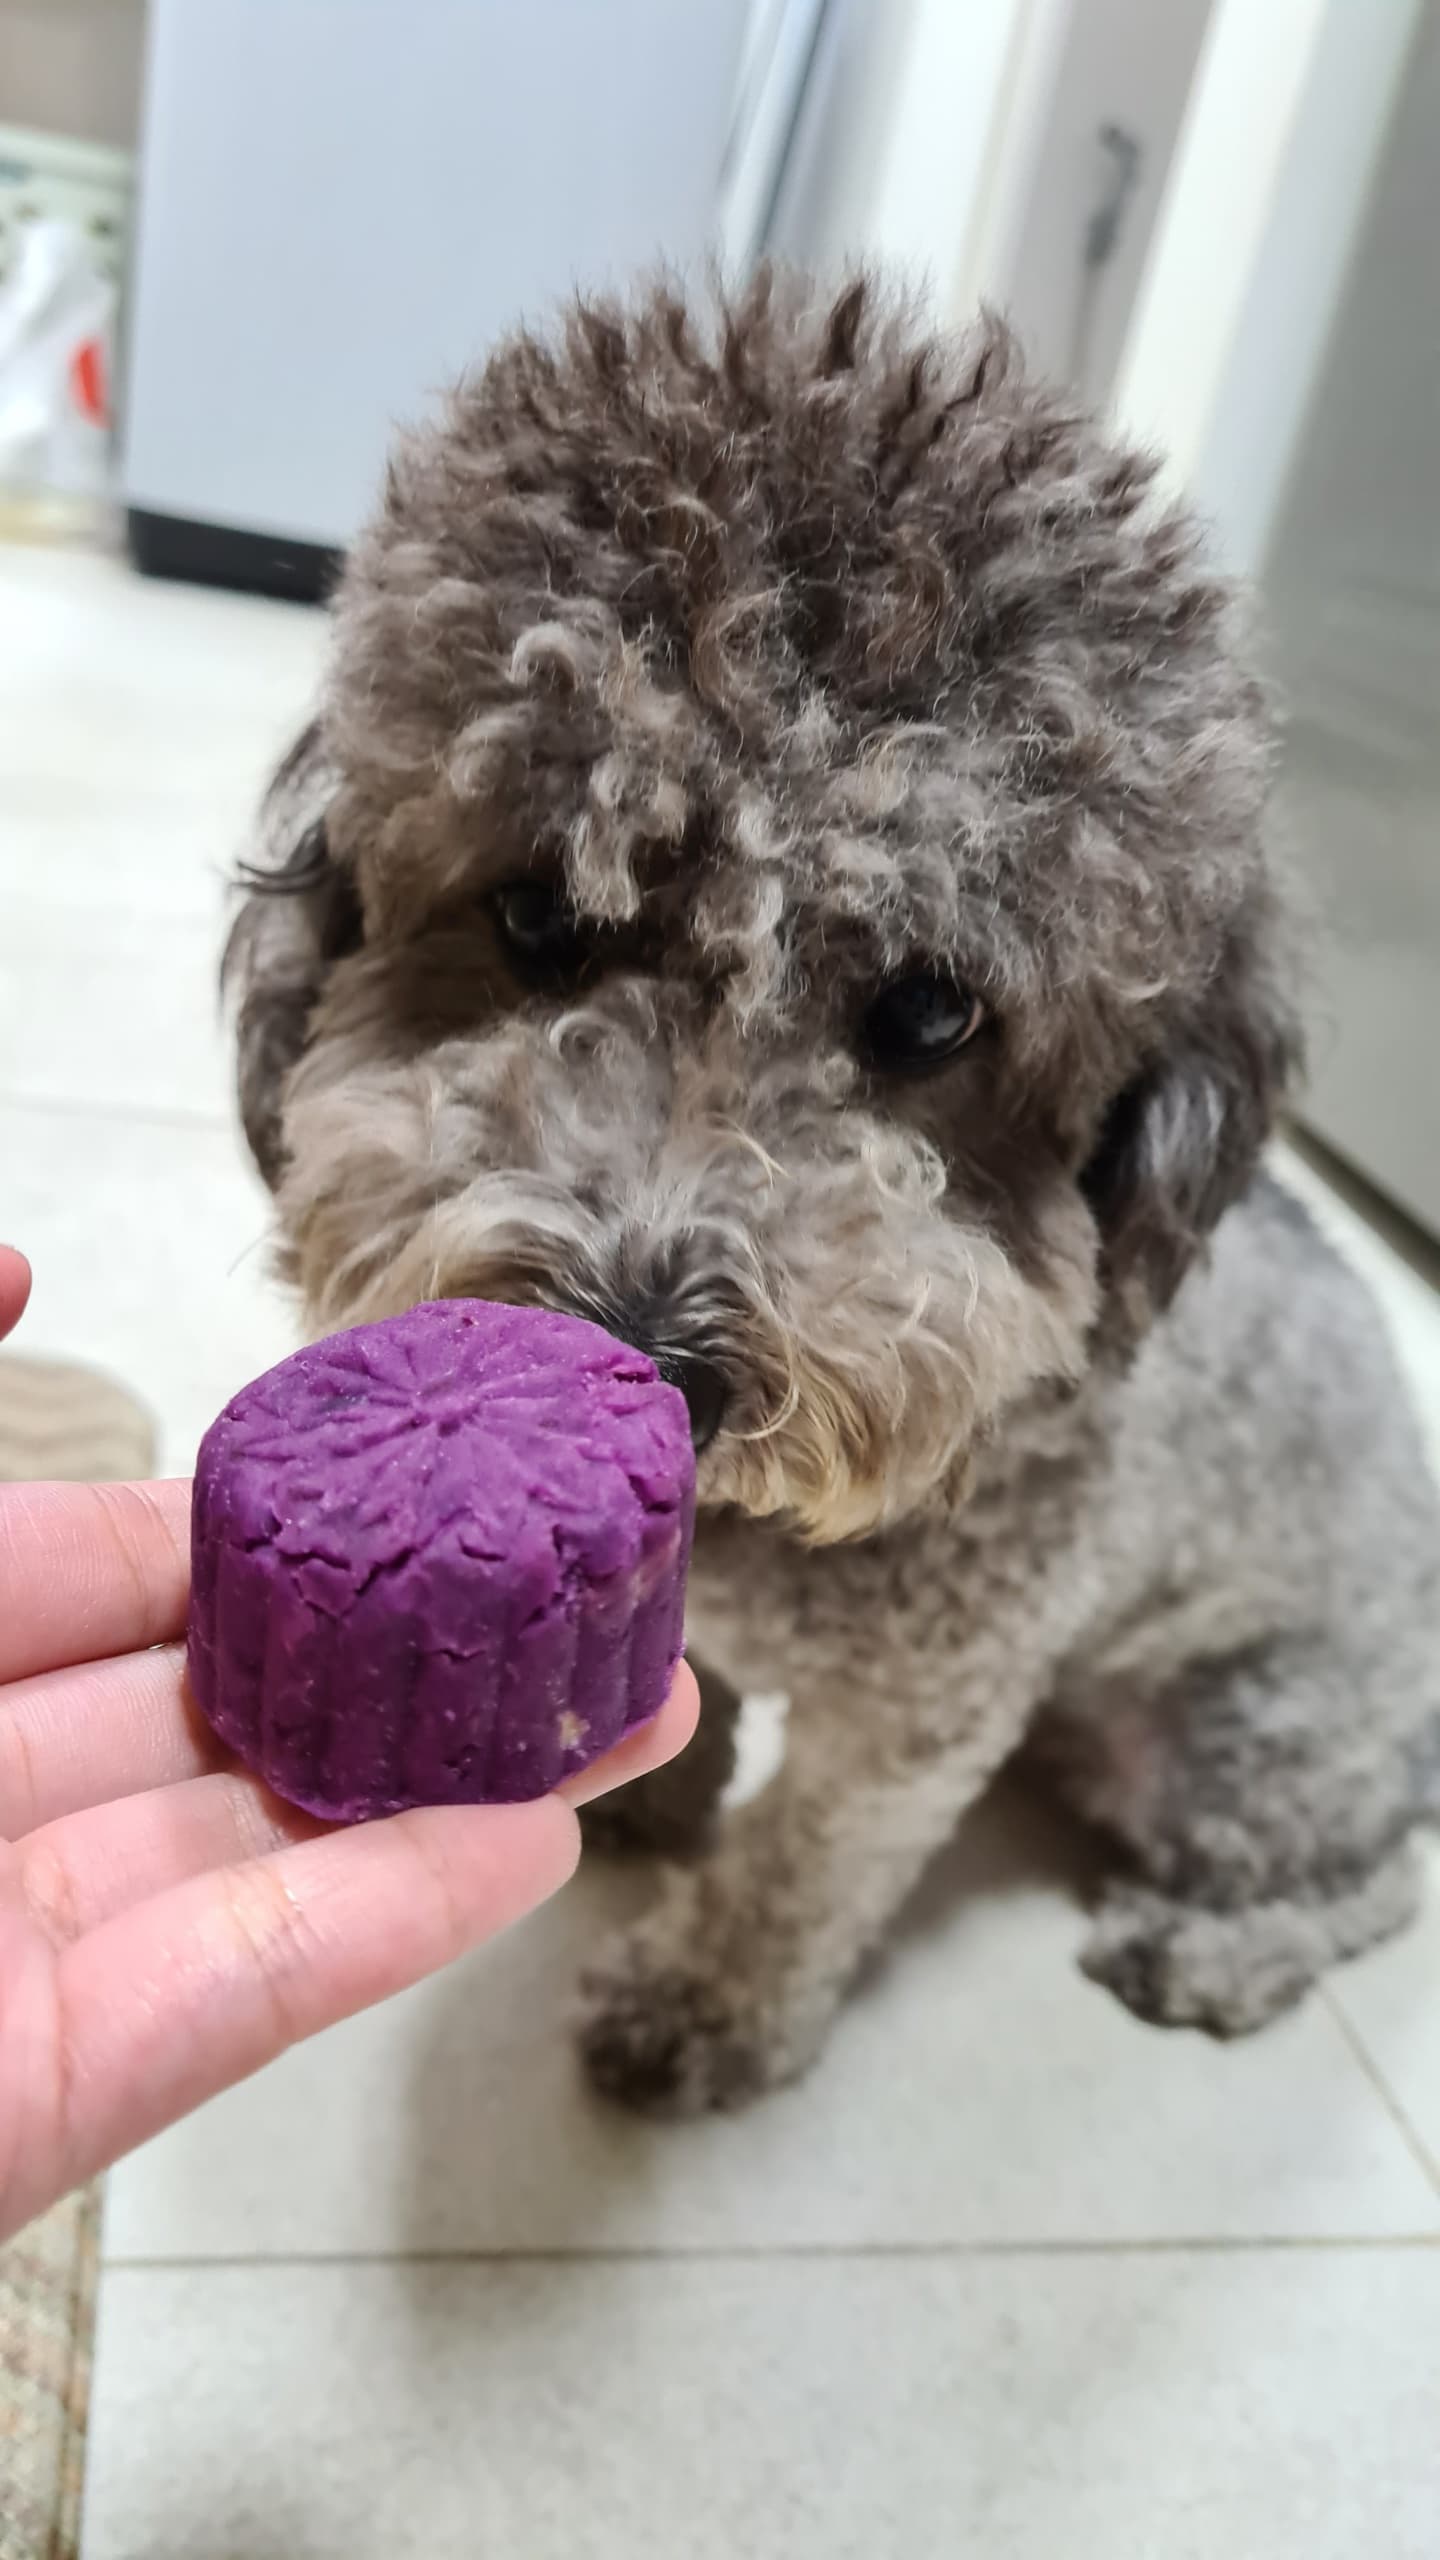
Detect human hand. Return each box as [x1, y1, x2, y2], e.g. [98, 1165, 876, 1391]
[0, 1243, 30, 1339]
[0, 1247, 698, 2242]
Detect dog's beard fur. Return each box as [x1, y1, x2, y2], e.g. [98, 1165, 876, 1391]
[276, 978, 1097, 1542]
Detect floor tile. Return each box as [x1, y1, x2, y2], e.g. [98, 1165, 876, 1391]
[0, 775, 248, 921]
[0, 546, 324, 1009]
[1327, 1835, 1440, 2197]
[1, 1098, 295, 1473]
[0, 895, 231, 1121]
[104, 1781, 1440, 2260]
[81, 2249, 1440, 2560]
[0, 541, 324, 756]
[0, 544, 325, 1123]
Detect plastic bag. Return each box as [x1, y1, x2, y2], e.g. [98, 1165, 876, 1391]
[0, 216, 114, 499]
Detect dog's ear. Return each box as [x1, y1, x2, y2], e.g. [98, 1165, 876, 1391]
[223, 722, 362, 1188]
[1082, 902, 1303, 1320]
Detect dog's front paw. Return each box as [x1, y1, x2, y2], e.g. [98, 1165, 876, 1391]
[578, 1772, 718, 1863]
[578, 1930, 825, 2117]
[578, 1792, 670, 1861]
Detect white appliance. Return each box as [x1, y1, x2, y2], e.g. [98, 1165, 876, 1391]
[121, 0, 789, 594]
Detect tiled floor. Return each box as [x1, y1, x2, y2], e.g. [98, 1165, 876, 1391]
[2, 540, 1437, 2558]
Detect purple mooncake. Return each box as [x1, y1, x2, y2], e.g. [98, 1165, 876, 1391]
[187, 1301, 695, 1819]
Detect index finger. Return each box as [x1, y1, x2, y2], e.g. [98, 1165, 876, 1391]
[33, 1794, 580, 2224]
[558, 1660, 700, 1806]
[0, 1479, 191, 1685]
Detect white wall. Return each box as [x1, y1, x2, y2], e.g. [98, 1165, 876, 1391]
[1113, 0, 1421, 570]
[124, 0, 750, 546]
[763, 0, 1213, 407]
[768, 0, 1026, 314]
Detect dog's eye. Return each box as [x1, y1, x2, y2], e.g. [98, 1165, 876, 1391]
[861, 972, 985, 1072]
[494, 879, 589, 978]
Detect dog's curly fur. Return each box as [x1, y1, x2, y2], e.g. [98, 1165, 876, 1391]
[227, 274, 1439, 2110]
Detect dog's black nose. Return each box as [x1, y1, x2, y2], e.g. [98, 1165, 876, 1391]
[593, 1285, 731, 1454]
[652, 1349, 729, 1453]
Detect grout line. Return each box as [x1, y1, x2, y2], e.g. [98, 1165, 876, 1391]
[1322, 1982, 1440, 2199]
[0, 1088, 233, 1138]
[100, 2233, 1440, 2274]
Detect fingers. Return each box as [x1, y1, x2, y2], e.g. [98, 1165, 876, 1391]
[0, 1247, 31, 1342]
[558, 1660, 700, 1807]
[19, 1768, 322, 1945]
[0, 1644, 225, 1838]
[51, 1795, 580, 2198]
[4, 1657, 696, 2223]
[15, 1660, 700, 1934]
[0, 1478, 191, 1685]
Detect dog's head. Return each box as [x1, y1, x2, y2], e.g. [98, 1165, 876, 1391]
[227, 275, 1298, 1542]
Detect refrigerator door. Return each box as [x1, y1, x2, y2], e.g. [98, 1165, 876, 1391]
[1259, 5, 1440, 1237]
[122, 0, 750, 553]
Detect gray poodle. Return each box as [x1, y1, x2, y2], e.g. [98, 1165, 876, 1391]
[226, 274, 1439, 2112]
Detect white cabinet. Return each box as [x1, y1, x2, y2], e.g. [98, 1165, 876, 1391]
[121, 0, 750, 581]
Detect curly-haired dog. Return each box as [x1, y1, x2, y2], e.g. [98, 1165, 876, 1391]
[226, 275, 1440, 2112]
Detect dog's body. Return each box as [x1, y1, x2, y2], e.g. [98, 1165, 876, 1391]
[227, 277, 1439, 2109]
[633, 1173, 1437, 2107]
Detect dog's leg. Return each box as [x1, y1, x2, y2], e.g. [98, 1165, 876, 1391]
[580, 1656, 742, 1859]
[1044, 1638, 1431, 2035]
[578, 1677, 1034, 2114]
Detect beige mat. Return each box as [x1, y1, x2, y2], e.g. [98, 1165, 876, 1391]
[0, 2192, 101, 2560]
[0, 1351, 155, 2560]
[0, 1355, 156, 1487]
